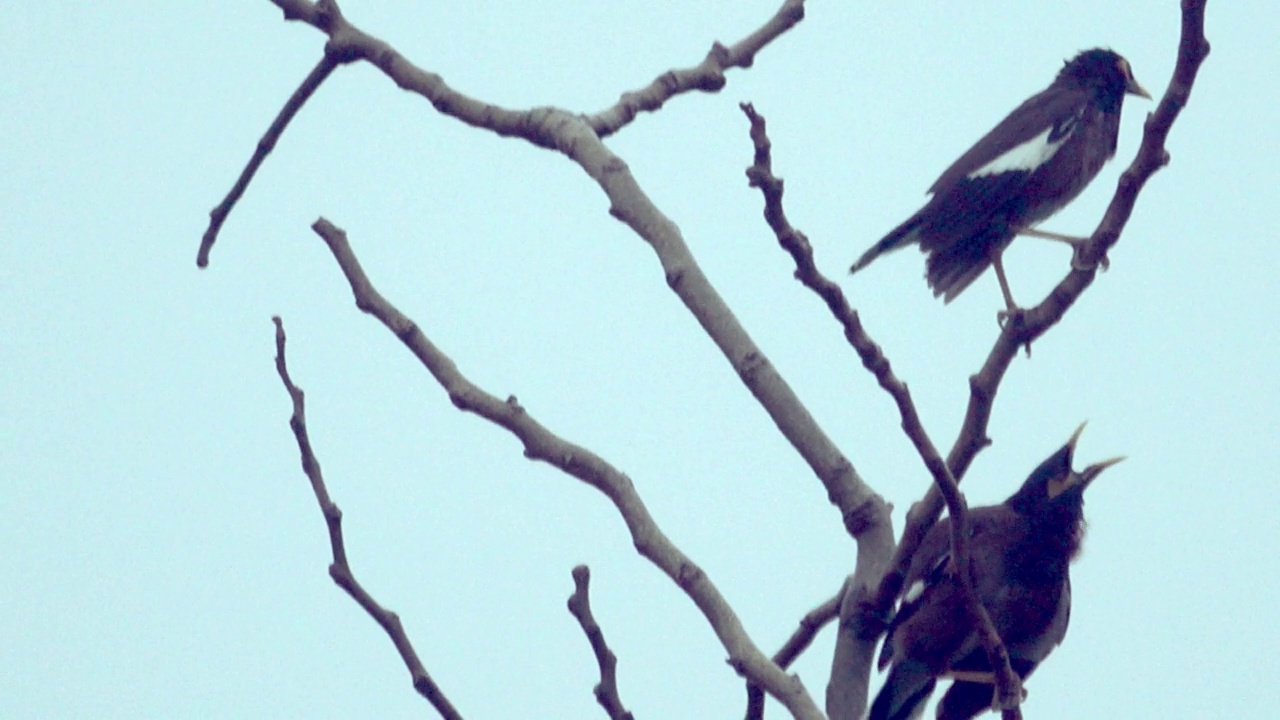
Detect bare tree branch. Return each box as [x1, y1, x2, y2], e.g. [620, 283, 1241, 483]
[567, 566, 635, 720]
[198, 54, 340, 267]
[236, 0, 884, 578]
[270, 316, 464, 720]
[209, 1, 880, 545]
[585, 0, 805, 137]
[744, 590, 841, 720]
[739, 105, 1022, 719]
[308, 218, 825, 720]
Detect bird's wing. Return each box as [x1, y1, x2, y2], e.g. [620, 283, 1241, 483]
[899, 510, 1005, 605]
[878, 514, 995, 671]
[927, 87, 1091, 196]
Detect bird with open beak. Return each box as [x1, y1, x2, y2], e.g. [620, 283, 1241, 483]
[869, 424, 1124, 720]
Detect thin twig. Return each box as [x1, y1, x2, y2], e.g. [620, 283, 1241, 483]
[198, 54, 340, 267]
[308, 219, 826, 720]
[270, 316, 463, 720]
[566, 566, 635, 720]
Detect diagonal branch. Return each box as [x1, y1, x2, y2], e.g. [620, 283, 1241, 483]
[739, 104, 1021, 719]
[216, 3, 879, 555]
[270, 316, 464, 720]
[246, 0, 883, 564]
[567, 566, 635, 720]
[872, 0, 1211, 623]
[198, 53, 342, 267]
[309, 218, 825, 720]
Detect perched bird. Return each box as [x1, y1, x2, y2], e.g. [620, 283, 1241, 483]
[850, 49, 1150, 311]
[867, 424, 1123, 720]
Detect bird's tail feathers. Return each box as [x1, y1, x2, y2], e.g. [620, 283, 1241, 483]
[851, 216, 923, 274]
[867, 661, 936, 720]
[936, 680, 998, 720]
[924, 237, 994, 303]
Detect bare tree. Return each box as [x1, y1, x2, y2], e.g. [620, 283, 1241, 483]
[202, 2, 1209, 718]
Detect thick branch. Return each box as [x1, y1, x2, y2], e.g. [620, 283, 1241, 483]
[309, 219, 825, 720]
[567, 566, 635, 720]
[270, 316, 463, 720]
[198, 54, 340, 267]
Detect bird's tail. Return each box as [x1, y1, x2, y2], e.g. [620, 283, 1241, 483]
[924, 243, 991, 303]
[867, 661, 936, 720]
[850, 215, 923, 274]
[935, 680, 997, 720]
[922, 227, 1007, 303]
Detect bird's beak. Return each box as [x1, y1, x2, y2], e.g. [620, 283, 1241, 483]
[1047, 423, 1123, 497]
[1117, 57, 1152, 100]
[1065, 422, 1087, 456]
[1126, 76, 1152, 100]
[1080, 456, 1126, 485]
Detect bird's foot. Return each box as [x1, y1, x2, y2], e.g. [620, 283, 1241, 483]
[1070, 243, 1111, 272]
[998, 307, 1034, 358]
[991, 677, 1028, 712]
[1018, 226, 1110, 272]
[997, 306, 1025, 330]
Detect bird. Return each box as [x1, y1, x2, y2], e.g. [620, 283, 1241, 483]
[867, 424, 1123, 720]
[850, 49, 1151, 312]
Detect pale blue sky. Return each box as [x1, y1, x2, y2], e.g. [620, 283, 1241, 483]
[3, 2, 1275, 718]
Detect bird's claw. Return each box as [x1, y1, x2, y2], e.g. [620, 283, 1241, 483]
[997, 306, 1025, 330]
[1070, 244, 1111, 272]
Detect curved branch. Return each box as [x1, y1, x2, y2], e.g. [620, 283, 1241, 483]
[875, 0, 1211, 618]
[271, 316, 463, 720]
[310, 219, 825, 720]
[739, 104, 1022, 719]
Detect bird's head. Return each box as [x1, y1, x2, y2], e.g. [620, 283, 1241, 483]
[1006, 422, 1125, 518]
[1058, 48, 1151, 110]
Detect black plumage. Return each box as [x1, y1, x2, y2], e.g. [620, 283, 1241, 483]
[850, 49, 1150, 310]
[867, 424, 1123, 720]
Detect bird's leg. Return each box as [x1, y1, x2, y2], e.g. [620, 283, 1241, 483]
[1017, 227, 1109, 271]
[945, 670, 997, 685]
[943, 670, 1030, 711]
[990, 249, 1022, 324]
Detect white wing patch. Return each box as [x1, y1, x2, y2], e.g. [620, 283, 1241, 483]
[969, 115, 1079, 179]
[903, 579, 925, 604]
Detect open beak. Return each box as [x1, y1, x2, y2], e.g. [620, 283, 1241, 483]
[1080, 456, 1126, 485]
[1066, 422, 1087, 456]
[1048, 423, 1123, 497]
